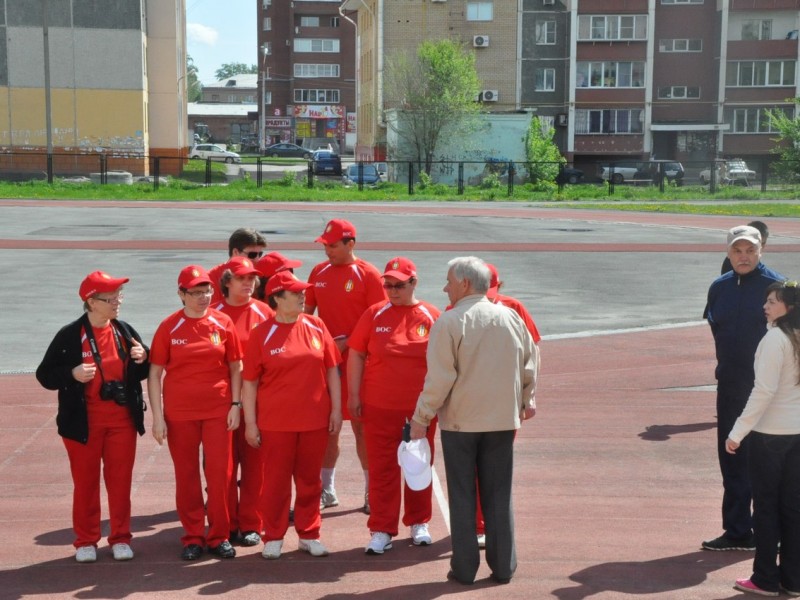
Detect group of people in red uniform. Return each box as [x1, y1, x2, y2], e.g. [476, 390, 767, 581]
[37, 220, 542, 566]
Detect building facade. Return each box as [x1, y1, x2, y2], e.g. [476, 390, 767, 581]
[0, 0, 187, 176]
[257, 0, 356, 151]
[342, 0, 799, 169]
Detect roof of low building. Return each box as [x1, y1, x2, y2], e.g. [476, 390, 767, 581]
[202, 74, 258, 89]
[188, 102, 257, 117]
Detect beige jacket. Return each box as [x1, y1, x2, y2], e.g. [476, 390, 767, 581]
[412, 294, 538, 432]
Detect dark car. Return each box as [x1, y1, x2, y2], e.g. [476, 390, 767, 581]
[342, 164, 381, 186]
[555, 166, 583, 185]
[311, 150, 342, 176]
[239, 135, 260, 153]
[635, 160, 685, 185]
[265, 143, 311, 159]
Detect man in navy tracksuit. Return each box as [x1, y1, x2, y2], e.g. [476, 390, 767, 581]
[702, 225, 784, 551]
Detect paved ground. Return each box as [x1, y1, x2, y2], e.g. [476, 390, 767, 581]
[1, 200, 799, 598]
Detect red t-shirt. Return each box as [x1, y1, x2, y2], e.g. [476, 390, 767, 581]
[304, 259, 387, 339]
[492, 293, 542, 343]
[81, 323, 129, 427]
[348, 300, 440, 412]
[242, 314, 341, 432]
[207, 262, 227, 304]
[212, 298, 274, 346]
[150, 308, 243, 421]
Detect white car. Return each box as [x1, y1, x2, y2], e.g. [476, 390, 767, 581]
[699, 159, 755, 185]
[189, 144, 241, 164]
[598, 162, 640, 184]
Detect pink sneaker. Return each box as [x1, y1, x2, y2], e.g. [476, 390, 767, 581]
[733, 578, 778, 597]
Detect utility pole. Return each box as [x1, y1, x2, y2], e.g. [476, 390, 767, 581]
[260, 45, 269, 153]
[42, 0, 53, 181]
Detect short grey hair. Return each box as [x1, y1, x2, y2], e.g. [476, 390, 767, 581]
[447, 256, 491, 294]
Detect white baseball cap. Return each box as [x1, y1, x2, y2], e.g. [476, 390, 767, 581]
[397, 438, 432, 491]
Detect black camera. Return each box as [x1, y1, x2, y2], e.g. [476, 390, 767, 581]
[100, 381, 127, 406]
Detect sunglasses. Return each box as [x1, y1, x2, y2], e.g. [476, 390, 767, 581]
[383, 282, 409, 290]
[245, 251, 264, 260]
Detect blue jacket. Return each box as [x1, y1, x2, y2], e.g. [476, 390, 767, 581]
[705, 262, 784, 389]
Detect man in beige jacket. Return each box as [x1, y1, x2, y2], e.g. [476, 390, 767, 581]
[409, 256, 538, 586]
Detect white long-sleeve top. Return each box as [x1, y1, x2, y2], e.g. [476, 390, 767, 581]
[728, 325, 800, 442]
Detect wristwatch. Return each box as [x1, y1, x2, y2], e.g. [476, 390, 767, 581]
[231, 401, 242, 408]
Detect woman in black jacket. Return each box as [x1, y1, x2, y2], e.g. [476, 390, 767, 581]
[36, 271, 149, 563]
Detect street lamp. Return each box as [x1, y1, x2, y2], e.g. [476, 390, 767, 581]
[260, 44, 269, 153]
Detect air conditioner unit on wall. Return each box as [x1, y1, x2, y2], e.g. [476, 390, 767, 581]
[473, 35, 489, 48]
[543, 0, 556, 5]
[481, 90, 499, 102]
[557, 113, 568, 126]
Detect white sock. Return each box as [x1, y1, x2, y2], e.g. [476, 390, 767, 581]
[321, 468, 335, 491]
[364, 469, 369, 492]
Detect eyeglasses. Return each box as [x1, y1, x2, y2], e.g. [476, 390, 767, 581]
[93, 294, 124, 305]
[383, 282, 409, 291]
[182, 290, 214, 299]
[245, 251, 264, 260]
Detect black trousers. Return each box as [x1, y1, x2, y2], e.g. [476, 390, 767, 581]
[716, 386, 753, 539]
[748, 432, 800, 594]
[441, 429, 516, 584]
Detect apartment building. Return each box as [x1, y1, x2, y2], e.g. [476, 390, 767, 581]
[341, 0, 799, 168]
[0, 0, 187, 176]
[258, 0, 356, 150]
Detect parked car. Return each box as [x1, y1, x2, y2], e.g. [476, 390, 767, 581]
[311, 150, 342, 176]
[265, 142, 311, 159]
[699, 159, 756, 185]
[189, 143, 241, 164]
[635, 160, 685, 185]
[342, 164, 381, 186]
[598, 162, 641, 184]
[239, 135, 260, 153]
[555, 166, 583, 185]
[375, 162, 388, 182]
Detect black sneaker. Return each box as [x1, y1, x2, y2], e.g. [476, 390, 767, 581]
[240, 531, 261, 547]
[208, 540, 236, 559]
[181, 544, 203, 561]
[701, 534, 755, 551]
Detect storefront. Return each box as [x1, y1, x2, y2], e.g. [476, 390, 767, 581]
[292, 104, 346, 148]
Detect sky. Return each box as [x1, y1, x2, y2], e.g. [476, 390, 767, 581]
[186, 0, 257, 85]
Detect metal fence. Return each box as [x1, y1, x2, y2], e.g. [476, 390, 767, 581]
[0, 151, 797, 196]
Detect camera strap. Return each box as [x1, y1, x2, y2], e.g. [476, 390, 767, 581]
[81, 314, 128, 384]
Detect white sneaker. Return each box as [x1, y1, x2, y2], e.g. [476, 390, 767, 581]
[112, 543, 134, 561]
[365, 532, 393, 555]
[75, 546, 96, 563]
[298, 538, 329, 557]
[261, 539, 283, 560]
[320, 488, 339, 509]
[477, 534, 486, 549]
[411, 523, 432, 546]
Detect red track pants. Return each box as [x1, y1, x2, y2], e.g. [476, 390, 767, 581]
[259, 428, 328, 542]
[63, 423, 137, 548]
[227, 424, 264, 534]
[166, 417, 232, 547]
[363, 405, 437, 536]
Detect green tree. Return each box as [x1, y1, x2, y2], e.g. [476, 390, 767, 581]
[524, 116, 564, 184]
[768, 99, 800, 182]
[186, 55, 202, 103]
[214, 62, 258, 81]
[384, 39, 481, 175]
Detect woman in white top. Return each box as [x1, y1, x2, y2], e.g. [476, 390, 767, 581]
[726, 281, 800, 597]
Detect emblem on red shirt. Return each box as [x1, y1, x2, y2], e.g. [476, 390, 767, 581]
[311, 336, 322, 350]
[417, 324, 429, 337]
[344, 279, 354, 293]
[210, 331, 221, 345]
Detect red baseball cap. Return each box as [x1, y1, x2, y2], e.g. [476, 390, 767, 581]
[315, 219, 357, 244]
[256, 252, 302, 279]
[264, 270, 312, 297]
[383, 257, 417, 282]
[178, 265, 213, 289]
[223, 256, 260, 277]
[79, 271, 129, 301]
[486, 263, 500, 299]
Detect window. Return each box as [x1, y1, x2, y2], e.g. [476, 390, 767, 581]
[536, 20, 556, 45]
[535, 68, 555, 91]
[467, 2, 493, 21]
[262, 0, 271, 7]
[741, 19, 772, 41]
[330, 16, 340, 28]
[263, 17, 271, 31]
[294, 89, 340, 103]
[730, 107, 789, 133]
[294, 63, 341, 78]
[657, 86, 700, 99]
[262, 42, 271, 55]
[300, 16, 320, 27]
[659, 38, 702, 52]
[294, 38, 340, 53]
[574, 109, 644, 134]
[539, 116, 555, 132]
[661, 0, 703, 4]
[726, 61, 795, 87]
[576, 61, 646, 88]
[578, 15, 647, 41]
